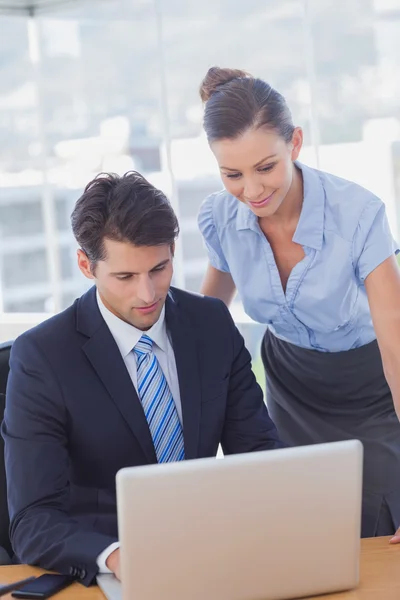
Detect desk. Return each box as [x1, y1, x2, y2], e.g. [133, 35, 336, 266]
[0, 536, 398, 599]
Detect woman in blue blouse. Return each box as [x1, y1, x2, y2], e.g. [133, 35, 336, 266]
[198, 66, 400, 540]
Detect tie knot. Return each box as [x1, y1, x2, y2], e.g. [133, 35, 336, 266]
[134, 334, 153, 356]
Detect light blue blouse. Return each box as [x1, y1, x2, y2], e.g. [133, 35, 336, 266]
[198, 161, 399, 352]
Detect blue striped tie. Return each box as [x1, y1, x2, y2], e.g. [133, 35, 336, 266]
[133, 334, 185, 463]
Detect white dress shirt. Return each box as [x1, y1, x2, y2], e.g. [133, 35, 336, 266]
[96, 291, 182, 572]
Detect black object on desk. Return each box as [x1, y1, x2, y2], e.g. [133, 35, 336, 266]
[11, 574, 75, 599]
[0, 576, 36, 596]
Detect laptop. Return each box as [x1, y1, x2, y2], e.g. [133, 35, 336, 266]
[97, 440, 362, 600]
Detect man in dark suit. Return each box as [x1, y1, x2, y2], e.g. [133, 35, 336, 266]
[2, 172, 283, 586]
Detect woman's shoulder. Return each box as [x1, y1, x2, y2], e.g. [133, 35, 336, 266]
[312, 166, 385, 240]
[198, 188, 240, 231]
[317, 167, 381, 205]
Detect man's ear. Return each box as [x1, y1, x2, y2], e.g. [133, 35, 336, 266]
[77, 249, 95, 280]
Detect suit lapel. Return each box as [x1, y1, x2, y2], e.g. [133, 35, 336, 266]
[166, 291, 201, 460]
[77, 287, 157, 463]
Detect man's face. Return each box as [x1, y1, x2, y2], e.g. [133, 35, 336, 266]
[78, 238, 174, 330]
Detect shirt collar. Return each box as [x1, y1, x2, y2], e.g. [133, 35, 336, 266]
[292, 162, 324, 250]
[236, 199, 257, 231]
[96, 290, 168, 358]
[236, 161, 325, 250]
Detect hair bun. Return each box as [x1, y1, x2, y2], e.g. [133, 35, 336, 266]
[199, 66, 252, 102]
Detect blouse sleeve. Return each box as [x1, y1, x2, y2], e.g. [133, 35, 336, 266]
[198, 194, 230, 273]
[353, 200, 399, 283]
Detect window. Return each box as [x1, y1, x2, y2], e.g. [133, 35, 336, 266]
[2, 249, 48, 287]
[0, 199, 43, 237]
[1, 0, 400, 369]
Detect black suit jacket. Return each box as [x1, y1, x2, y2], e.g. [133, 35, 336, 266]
[2, 286, 283, 584]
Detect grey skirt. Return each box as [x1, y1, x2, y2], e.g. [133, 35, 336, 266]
[261, 329, 400, 538]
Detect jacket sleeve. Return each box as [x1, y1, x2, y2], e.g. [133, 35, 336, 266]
[2, 334, 117, 586]
[219, 303, 286, 454]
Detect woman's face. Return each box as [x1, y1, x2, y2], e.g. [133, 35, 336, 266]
[210, 127, 303, 218]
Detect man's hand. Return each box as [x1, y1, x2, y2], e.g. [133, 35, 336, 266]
[106, 548, 121, 580]
[389, 528, 400, 544]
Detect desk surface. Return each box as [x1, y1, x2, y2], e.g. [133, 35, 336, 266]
[0, 536, 398, 599]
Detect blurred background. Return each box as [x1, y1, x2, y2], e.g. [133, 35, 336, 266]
[1, 0, 400, 384]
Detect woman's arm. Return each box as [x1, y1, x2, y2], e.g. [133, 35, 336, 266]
[364, 255, 400, 419]
[359, 254, 400, 544]
[201, 264, 237, 307]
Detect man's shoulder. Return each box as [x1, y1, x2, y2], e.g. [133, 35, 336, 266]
[169, 286, 228, 312]
[12, 299, 79, 355]
[169, 287, 233, 327]
[168, 288, 234, 351]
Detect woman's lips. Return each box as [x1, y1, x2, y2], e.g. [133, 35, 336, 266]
[249, 191, 275, 208]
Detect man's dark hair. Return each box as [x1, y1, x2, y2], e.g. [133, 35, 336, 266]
[71, 171, 179, 265]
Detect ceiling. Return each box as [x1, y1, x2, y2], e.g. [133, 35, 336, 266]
[0, 0, 84, 15]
